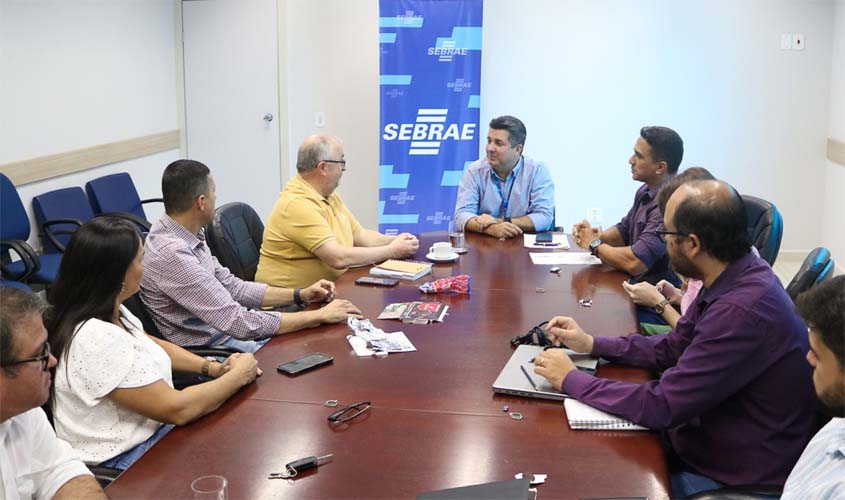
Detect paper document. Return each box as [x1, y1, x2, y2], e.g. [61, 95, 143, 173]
[346, 317, 417, 356]
[523, 233, 570, 249]
[529, 252, 601, 265]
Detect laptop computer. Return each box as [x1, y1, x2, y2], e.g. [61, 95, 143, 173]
[492, 345, 598, 401]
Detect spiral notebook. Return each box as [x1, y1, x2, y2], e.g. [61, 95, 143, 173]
[563, 399, 649, 431]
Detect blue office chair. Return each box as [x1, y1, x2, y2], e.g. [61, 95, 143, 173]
[0, 173, 62, 284]
[786, 247, 835, 301]
[85, 172, 162, 231]
[0, 280, 33, 291]
[205, 202, 265, 281]
[32, 187, 96, 253]
[742, 195, 783, 266]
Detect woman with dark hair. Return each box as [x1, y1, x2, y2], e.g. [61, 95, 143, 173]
[47, 217, 261, 470]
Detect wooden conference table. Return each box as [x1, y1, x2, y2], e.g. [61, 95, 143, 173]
[106, 232, 670, 499]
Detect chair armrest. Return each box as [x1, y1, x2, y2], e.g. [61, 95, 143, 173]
[140, 197, 164, 206]
[41, 218, 83, 253]
[86, 464, 121, 488]
[187, 345, 246, 357]
[0, 239, 40, 281]
[98, 211, 152, 232]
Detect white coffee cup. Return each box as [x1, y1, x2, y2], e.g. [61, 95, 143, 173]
[429, 241, 453, 257]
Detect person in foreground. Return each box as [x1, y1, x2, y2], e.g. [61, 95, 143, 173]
[453, 115, 555, 239]
[256, 134, 419, 288]
[142, 159, 361, 353]
[535, 180, 816, 497]
[48, 217, 262, 470]
[572, 126, 683, 286]
[0, 286, 107, 499]
[781, 275, 845, 499]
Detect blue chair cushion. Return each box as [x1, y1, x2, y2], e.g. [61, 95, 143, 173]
[0, 279, 32, 291]
[32, 187, 95, 253]
[86, 172, 146, 218]
[0, 173, 30, 241]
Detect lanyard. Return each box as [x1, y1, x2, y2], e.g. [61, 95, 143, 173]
[492, 156, 521, 218]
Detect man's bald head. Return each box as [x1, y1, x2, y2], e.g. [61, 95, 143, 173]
[296, 135, 343, 173]
[668, 179, 751, 263]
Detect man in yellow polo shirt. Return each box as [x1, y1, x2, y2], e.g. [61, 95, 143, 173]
[256, 135, 419, 288]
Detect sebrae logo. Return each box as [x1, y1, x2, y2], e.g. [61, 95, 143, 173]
[383, 109, 476, 155]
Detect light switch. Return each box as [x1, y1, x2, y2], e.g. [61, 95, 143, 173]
[315, 111, 326, 128]
[780, 33, 792, 50]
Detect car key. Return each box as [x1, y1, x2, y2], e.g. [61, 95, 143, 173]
[269, 454, 334, 479]
[286, 454, 333, 474]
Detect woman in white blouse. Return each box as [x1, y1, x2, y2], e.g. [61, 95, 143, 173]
[47, 217, 262, 470]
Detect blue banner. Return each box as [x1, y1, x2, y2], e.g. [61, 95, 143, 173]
[378, 0, 482, 234]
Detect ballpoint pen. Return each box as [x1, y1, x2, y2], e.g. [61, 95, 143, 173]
[520, 364, 540, 391]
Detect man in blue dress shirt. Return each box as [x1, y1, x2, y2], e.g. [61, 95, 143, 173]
[534, 180, 816, 497]
[782, 274, 844, 499]
[454, 115, 554, 239]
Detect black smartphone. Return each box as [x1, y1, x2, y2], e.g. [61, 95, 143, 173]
[535, 232, 553, 243]
[355, 276, 400, 287]
[277, 353, 334, 375]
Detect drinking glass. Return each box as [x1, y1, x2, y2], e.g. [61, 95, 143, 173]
[449, 220, 465, 253]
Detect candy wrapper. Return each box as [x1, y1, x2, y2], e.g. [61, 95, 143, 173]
[419, 274, 471, 294]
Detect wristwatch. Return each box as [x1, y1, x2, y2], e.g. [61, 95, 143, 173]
[654, 298, 671, 314]
[589, 238, 602, 256]
[504, 216, 511, 223]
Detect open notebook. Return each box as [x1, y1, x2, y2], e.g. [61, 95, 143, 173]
[564, 399, 649, 431]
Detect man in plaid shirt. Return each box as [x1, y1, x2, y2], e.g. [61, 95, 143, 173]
[141, 160, 361, 352]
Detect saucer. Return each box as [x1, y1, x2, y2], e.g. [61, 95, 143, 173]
[426, 251, 459, 263]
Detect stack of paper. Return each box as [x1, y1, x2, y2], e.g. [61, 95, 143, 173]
[563, 399, 648, 430]
[370, 259, 433, 280]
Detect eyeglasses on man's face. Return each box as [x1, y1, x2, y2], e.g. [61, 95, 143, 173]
[327, 401, 371, 423]
[2, 341, 51, 372]
[322, 159, 347, 172]
[656, 226, 689, 242]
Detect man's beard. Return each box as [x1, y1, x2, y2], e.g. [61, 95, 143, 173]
[669, 247, 701, 281]
[817, 379, 845, 418]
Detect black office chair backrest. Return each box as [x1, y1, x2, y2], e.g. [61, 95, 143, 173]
[742, 194, 783, 266]
[205, 202, 265, 281]
[785, 247, 834, 301]
[123, 293, 164, 340]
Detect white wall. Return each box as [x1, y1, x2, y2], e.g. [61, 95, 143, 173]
[822, 0, 845, 263]
[481, 0, 834, 252]
[0, 0, 179, 249]
[284, 0, 380, 228]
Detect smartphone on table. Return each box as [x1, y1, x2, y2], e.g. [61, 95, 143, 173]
[277, 353, 334, 375]
[355, 276, 400, 287]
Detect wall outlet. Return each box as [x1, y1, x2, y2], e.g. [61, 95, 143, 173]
[792, 33, 804, 51]
[315, 111, 326, 128]
[588, 207, 603, 226]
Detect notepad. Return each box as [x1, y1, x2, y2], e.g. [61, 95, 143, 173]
[370, 259, 432, 280]
[563, 399, 648, 430]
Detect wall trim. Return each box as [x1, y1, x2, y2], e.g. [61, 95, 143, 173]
[828, 137, 845, 166]
[0, 130, 180, 186]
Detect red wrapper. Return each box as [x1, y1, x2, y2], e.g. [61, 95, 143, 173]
[419, 274, 471, 294]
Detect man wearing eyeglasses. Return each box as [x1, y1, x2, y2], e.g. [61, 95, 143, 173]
[0, 287, 107, 500]
[534, 180, 815, 497]
[256, 134, 419, 288]
[454, 115, 555, 239]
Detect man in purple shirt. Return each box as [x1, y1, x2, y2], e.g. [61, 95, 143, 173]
[536, 180, 815, 497]
[141, 160, 362, 353]
[572, 126, 683, 287]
